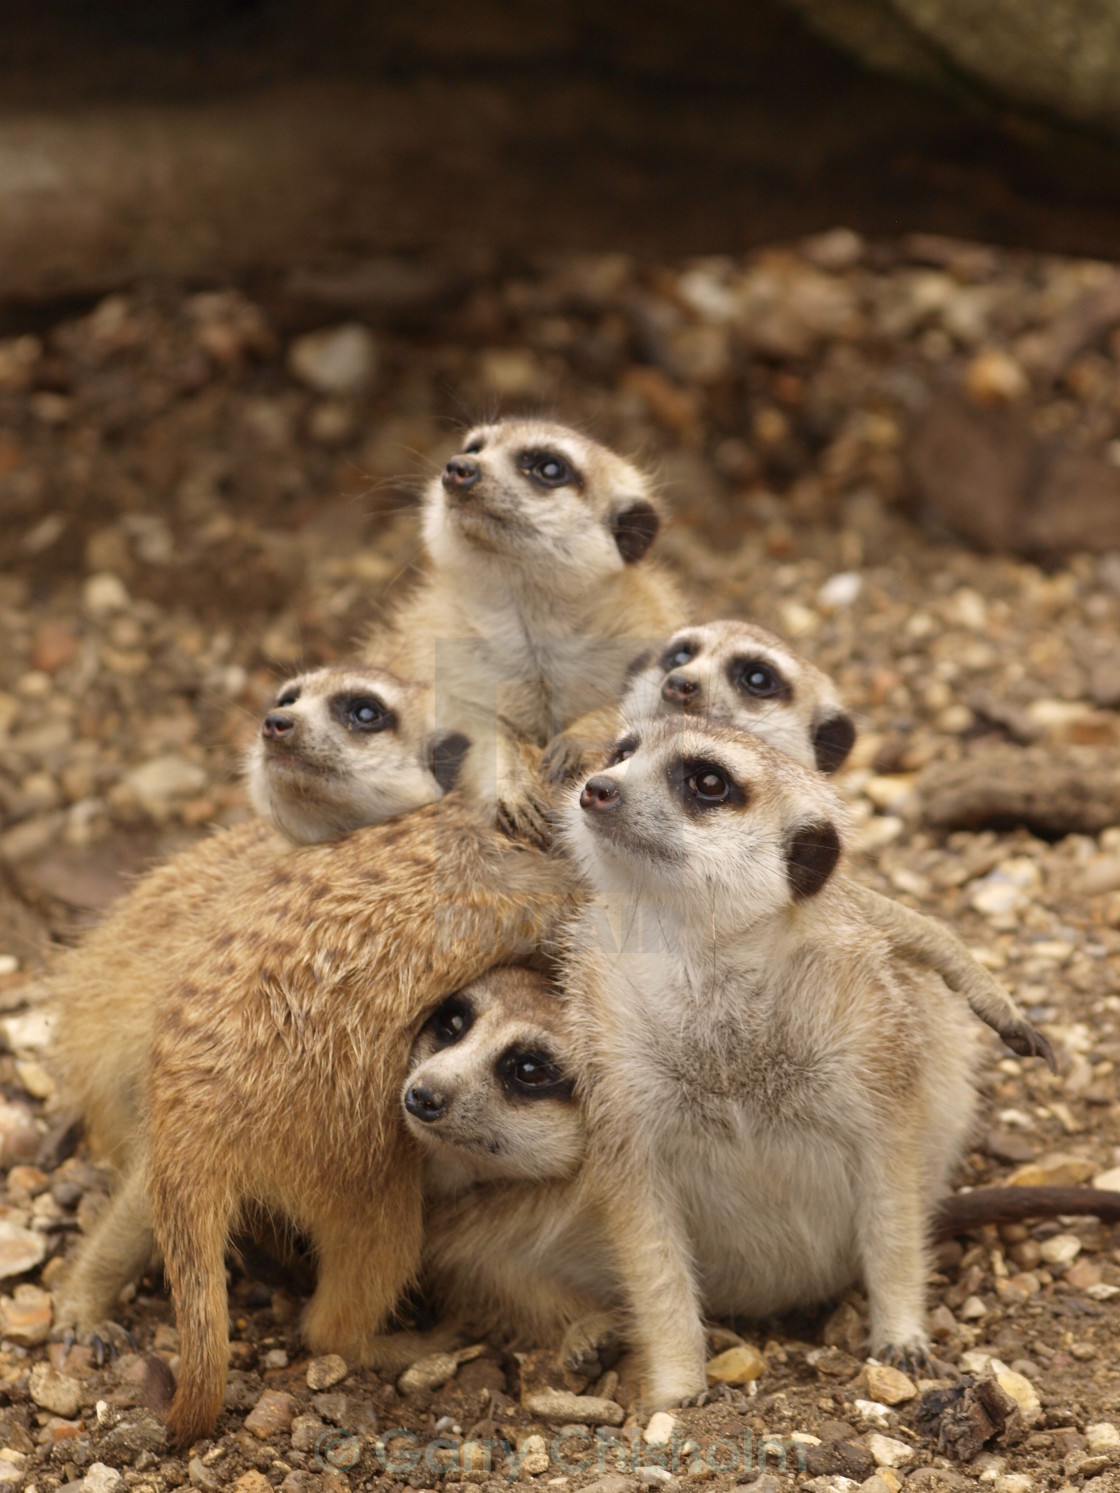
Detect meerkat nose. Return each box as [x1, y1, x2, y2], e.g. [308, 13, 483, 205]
[580, 777, 622, 813]
[442, 456, 480, 491]
[261, 712, 296, 740]
[404, 1084, 447, 1122]
[661, 674, 700, 705]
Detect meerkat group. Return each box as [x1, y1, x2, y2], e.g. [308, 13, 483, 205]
[50, 417, 1110, 1446]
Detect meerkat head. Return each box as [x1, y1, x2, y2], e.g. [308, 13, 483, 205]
[422, 419, 662, 593]
[623, 620, 856, 774]
[402, 968, 582, 1192]
[245, 664, 470, 844]
[564, 716, 846, 928]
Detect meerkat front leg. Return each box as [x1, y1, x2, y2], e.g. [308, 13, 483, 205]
[851, 884, 1056, 1068]
[540, 705, 624, 788]
[856, 1134, 934, 1375]
[586, 1157, 707, 1409]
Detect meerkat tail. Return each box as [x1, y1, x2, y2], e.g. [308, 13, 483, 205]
[935, 1185, 1120, 1238]
[157, 1177, 238, 1447]
[850, 884, 1057, 1071]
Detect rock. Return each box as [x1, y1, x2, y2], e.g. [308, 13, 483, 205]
[964, 349, 1028, 406]
[522, 1389, 625, 1426]
[83, 1466, 123, 1493]
[244, 1388, 296, 1438]
[1039, 1232, 1082, 1266]
[289, 1413, 326, 1451]
[805, 1440, 876, 1480]
[188, 1456, 223, 1491]
[517, 1432, 550, 1475]
[817, 571, 863, 608]
[637, 1469, 672, 1488]
[644, 1411, 677, 1446]
[1094, 1166, 1120, 1191]
[1086, 1423, 1120, 1452]
[705, 1343, 766, 1384]
[1079, 857, 1120, 896]
[233, 1474, 273, 1493]
[29, 1363, 83, 1417]
[1008, 1153, 1095, 1186]
[867, 1435, 913, 1469]
[305, 1353, 348, 1391]
[956, 1358, 1042, 1426]
[82, 573, 130, 618]
[0, 1100, 41, 1167]
[287, 324, 378, 395]
[0, 1284, 52, 1344]
[31, 619, 80, 674]
[123, 754, 207, 809]
[865, 1365, 917, 1404]
[102, 1408, 168, 1454]
[853, 1400, 891, 1429]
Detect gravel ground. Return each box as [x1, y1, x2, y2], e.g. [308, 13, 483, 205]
[0, 234, 1119, 1493]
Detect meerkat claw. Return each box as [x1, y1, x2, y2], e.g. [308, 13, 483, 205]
[560, 1312, 623, 1378]
[1001, 1021, 1058, 1072]
[878, 1342, 933, 1379]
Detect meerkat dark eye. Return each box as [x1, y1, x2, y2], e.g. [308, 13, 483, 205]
[500, 1047, 574, 1099]
[463, 437, 484, 454]
[660, 641, 696, 672]
[518, 449, 575, 489]
[608, 735, 637, 767]
[424, 995, 473, 1047]
[733, 658, 789, 700]
[275, 686, 300, 708]
[672, 757, 744, 809]
[332, 694, 395, 733]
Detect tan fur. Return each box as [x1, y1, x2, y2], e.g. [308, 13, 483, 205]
[368, 420, 683, 841]
[53, 799, 570, 1446]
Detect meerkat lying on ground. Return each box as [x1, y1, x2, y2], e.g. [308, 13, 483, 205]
[546, 618, 1052, 1066]
[55, 796, 569, 1446]
[52, 664, 469, 1171]
[369, 419, 683, 842]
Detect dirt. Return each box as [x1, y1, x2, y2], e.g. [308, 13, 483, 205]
[0, 235, 1118, 1492]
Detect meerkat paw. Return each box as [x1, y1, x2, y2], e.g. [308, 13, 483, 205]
[52, 1314, 137, 1367]
[561, 1312, 623, 1379]
[874, 1336, 933, 1380]
[539, 731, 588, 789]
[1000, 1019, 1058, 1072]
[495, 789, 554, 850]
[678, 1383, 734, 1409]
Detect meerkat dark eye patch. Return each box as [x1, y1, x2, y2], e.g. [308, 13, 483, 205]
[463, 436, 485, 454]
[332, 694, 395, 733]
[785, 819, 841, 900]
[624, 646, 657, 682]
[499, 1046, 574, 1101]
[607, 734, 638, 767]
[660, 638, 698, 672]
[610, 498, 660, 564]
[811, 712, 856, 774]
[275, 685, 301, 708]
[731, 656, 791, 702]
[423, 994, 473, 1047]
[428, 730, 471, 793]
[672, 757, 747, 811]
[517, 448, 578, 490]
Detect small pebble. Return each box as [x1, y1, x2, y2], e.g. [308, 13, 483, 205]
[522, 1389, 624, 1427]
[305, 1353, 348, 1391]
[866, 1434, 913, 1469]
[244, 1388, 296, 1438]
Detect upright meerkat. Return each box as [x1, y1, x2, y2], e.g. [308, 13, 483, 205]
[547, 618, 1052, 1066]
[370, 419, 683, 840]
[52, 664, 468, 1171]
[560, 717, 978, 1405]
[55, 796, 570, 1446]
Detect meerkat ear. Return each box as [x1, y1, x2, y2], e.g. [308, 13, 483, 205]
[428, 731, 472, 792]
[785, 819, 841, 900]
[609, 499, 660, 564]
[811, 711, 856, 774]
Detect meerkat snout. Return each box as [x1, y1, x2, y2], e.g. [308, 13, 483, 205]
[623, 620, 856, 774]
[246, 663, 466, 844]
[403, 969, 580, 1189]
[442, 455, 481, 494]
[579, 776, 622, 813]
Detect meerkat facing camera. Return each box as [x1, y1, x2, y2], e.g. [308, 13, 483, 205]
[52, 664, 470, 1173]
[54, 797, 571, 1446]
[245, 663, 469, 844]
[559, 717, 979, 1406]
[370, 419, 683, 841]
[545, 618, 1051, 1067]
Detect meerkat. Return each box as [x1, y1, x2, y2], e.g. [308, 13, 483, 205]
[51, 666, 470, 1172]
[364, 955, 1120, 1379]
[53, 795, 570, 1446]
[369, 419, 683, 841]
[544, 618, 1052, 1067]
[245, 663, 469, 844]
[553, 716, 981, 1406]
